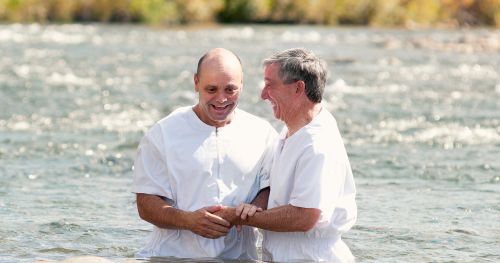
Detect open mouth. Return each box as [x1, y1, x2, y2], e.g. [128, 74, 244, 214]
[269, 100, 277, 108]
[212, 104, 231, 111]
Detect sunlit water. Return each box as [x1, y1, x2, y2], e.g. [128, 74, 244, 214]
[0, 24, 499, 262]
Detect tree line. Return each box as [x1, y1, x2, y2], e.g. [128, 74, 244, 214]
[0, 0, 499, 27]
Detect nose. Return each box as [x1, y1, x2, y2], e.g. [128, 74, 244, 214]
[261, 86, 269, 100]
[215, 92, 228, 104]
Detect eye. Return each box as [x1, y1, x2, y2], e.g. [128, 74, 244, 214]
[206, 87, 217, 93]
[226, 86, 238, 94]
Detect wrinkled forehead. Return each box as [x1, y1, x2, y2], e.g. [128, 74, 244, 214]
[264, 63, 282, 80]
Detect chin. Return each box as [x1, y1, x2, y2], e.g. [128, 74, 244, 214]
[271, 110, 279, 119]
[209, 114, 232, 123]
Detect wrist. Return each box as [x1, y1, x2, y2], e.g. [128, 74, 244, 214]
[224, 207, 239, 225]
[178, 210, 192, 230]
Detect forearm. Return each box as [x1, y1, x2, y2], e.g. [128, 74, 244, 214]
[236, 204, 320, 232]
[136, 193, 190, 229]
[251, 187, 270, 210]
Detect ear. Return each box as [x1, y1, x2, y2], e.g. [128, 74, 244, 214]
[295, 80, 305, 96]
[194, 73, 199, 92]
[239, 75, 244, 93]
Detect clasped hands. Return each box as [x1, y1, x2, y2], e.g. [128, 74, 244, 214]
[187, 203, 262, 239]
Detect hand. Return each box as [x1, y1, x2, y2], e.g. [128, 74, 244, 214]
[236, 203, 262, 220]
[186, 205, 231, 239]
[213, 206, 238, 225]
[214, 206, 246, 233]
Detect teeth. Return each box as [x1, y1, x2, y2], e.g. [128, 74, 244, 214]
[213, 105, 228, 110]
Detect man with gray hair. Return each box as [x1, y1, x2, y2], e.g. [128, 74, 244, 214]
[217, 48, 357, 262]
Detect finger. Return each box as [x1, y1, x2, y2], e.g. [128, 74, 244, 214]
[200, 222, 230, 236]
[236, 225, 242, 232]
[256, 207, 263, 212]
[204, 227, 229, 239]
[210, 224, 231, 235]
[235, 204, 244, 216]
[241, 205, 252, 220]
[248, 205, 257, 217]
[205, 205, 222, 213]
[207, 213, 231, 227]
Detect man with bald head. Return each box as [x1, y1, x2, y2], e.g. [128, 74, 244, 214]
[132, 48, 277, 260]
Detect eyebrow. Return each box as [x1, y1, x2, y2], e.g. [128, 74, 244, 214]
[204, 84, 239, 90]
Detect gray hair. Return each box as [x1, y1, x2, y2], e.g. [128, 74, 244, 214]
[263, 48, 327, 103]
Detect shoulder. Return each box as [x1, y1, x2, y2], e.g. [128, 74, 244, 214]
[305, 109, 343, 141]
[157, 106, 192, 126]
[297, 110, 348, 160]
[152, 106, 195, 133]
[144, 106, 193, 140]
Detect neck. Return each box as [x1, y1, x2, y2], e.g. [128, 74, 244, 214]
[285, 102, 322, 137]
[192, 104, 233, 128]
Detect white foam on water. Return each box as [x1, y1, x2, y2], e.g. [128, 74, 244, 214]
[47, 72, 94, 86]
[368, 119, 500, 146]
[13, 65, 31, 78]
[452, 64, 498, 78]
[327, 80, 409, 95]
[8, 120, 31, 131]
[86, 108, 160, 133]
[221, 26, 255, 39]
[413, 124, 500, 145]
[24, 48, 63, 59]
[280, 30, 321, 43]
[41, 29, 88, 45]
[0, 28, 26, 43]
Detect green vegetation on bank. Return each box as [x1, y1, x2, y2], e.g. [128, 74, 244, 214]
[0, 0, 499, 27]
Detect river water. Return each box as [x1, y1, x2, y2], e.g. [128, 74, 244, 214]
[0, 24, 499, 262]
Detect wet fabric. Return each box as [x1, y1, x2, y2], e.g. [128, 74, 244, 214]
[263, 108, 357, 262]
[133, 106, 277, 259]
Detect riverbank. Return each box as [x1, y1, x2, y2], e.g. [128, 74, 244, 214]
[0, 0, 499, 27]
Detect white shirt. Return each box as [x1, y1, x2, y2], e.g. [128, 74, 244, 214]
[263, 108, 357, 262]
[133, 106, 277, 260]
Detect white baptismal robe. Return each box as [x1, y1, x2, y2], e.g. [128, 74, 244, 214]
[263, 108, 357, 262]
[133, 106, 277, 259]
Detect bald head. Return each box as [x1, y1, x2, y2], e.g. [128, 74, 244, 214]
[196, 48, 243, 80]
[192, 48, 244, 127]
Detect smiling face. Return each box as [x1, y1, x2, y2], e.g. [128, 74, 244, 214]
[193, 50, 243, 127]
[261, 63, 297, 123]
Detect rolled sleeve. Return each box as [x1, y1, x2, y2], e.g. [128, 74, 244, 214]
[132, 130, 173, 200]
[289, 147, 344, 222]
[259, 128, 278, 190]
[257, 149, 273, 190]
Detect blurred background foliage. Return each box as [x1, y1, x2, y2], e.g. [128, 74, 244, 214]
[0, 0, 498, 27]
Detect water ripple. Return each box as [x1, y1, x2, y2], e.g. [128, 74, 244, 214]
[1, 24, 499, 263]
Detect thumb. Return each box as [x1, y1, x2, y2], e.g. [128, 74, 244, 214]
[205, 205, 222, 213]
